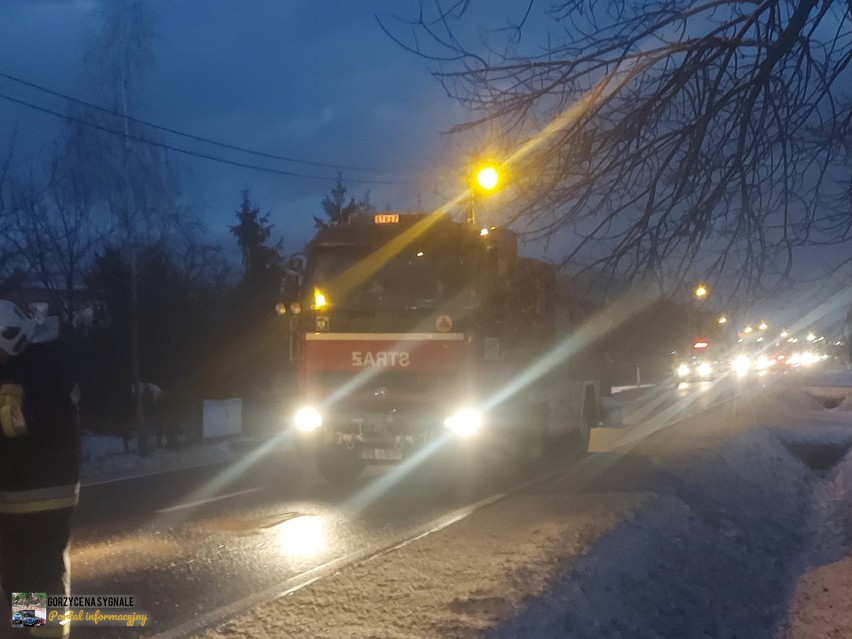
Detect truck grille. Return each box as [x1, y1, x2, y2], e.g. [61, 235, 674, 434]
[311, 371, 458, 400]
[307, 371, 469, 440]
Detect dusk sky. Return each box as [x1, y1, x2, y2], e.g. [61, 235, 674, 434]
[0, 0, 510, 254]
[1, 1, 848, 331]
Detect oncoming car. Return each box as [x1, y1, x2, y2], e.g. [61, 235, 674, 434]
[674, 358, 715, 384]
[673, 338, 718, 385]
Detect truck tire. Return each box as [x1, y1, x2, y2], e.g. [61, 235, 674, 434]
[316, 447, 365, 484]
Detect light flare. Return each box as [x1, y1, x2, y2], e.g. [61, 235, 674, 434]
[275, 515, 326, 559]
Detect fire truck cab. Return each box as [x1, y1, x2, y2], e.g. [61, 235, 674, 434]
[286, 212, 600, 483]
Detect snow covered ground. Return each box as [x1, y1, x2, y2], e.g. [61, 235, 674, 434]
[81, 437, 238, 484]
[79, 434, 292, 485]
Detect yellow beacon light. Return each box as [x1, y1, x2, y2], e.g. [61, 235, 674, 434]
[313, 289, 327, 309]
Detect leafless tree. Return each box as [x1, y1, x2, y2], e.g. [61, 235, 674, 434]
[8, 158, 106, 332]
[385, 0, 852, 299]
[0, 144, 24, 286]
[70, 0, 185, 455]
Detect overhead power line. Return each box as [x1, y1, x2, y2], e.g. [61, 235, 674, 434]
[0, 69, 397, 174]
[0, 92, 409, 186]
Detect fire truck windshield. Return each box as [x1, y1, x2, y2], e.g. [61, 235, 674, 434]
[306, 245, 479, 311]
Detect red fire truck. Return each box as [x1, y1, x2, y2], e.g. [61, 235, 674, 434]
[285, 212, 602, 483]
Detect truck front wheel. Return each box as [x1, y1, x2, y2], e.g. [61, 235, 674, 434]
[316, 447, 366, 484]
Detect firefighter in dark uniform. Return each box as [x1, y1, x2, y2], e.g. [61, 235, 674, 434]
[0, 300, 79, 637]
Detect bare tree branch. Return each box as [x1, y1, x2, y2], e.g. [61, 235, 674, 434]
[393, 0, 852, 297]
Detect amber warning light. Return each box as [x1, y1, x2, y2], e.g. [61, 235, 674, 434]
[374, 213, 399, 224]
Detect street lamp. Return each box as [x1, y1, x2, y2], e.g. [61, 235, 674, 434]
[476, 166, 500, 191]
[758, 321, 768, 331]
[717, 315, 728, 325]
[467, 163, 502, 225]
[685, 283, 709, 345]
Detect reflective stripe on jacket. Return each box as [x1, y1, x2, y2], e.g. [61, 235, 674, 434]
[0, 483, 80, 514]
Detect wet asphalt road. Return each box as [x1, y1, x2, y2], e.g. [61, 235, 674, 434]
[66, 378, 738, 639]
[70, 449, 487, 638]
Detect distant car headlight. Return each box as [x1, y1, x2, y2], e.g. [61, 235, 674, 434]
[676, 363, 691, 378]
[443, 408, 482, 436]
[697, 362, 713, 378]
[732, 355, 751, 377]
[294, 406, 323, 432]
[755, 356, 771, 371]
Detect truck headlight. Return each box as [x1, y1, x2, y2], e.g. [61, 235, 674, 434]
[676, 363, 691, 378]
[294, 406, 323, 432]
[443, 408, 482, 436]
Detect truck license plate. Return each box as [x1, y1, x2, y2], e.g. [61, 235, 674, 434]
[359, 448, 402, 461]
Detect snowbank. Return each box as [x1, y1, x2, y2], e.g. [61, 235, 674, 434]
[783, 421, 852, 639]
[81, 435, 127, 461]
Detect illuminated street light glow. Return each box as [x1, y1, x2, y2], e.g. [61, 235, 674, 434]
[694, 284, 708, 298]
[743, 325, 753, 334]
[717, 315, 728, 324]
[468, 165, 501, 225]
[475, 166, 500, 191]
[758, 321, 768, 331]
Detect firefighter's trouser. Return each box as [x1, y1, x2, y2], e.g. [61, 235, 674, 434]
[0, 507, 73, 637]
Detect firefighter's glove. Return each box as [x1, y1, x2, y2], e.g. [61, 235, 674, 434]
[0, 383, 27, 438]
